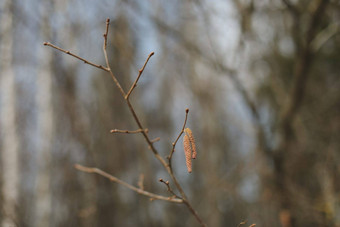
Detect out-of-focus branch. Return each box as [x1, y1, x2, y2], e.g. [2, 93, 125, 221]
[152, 16, 260, 123]
[75, 164, 183, 203]
[281, 0, 330, 127]
[110, 129, 148, 134]
[311, 22, 339, 52]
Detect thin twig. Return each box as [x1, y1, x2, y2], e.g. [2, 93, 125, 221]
[75, 164, 183, 203]
[125, 51, 155, 100]
[159, 178, 180, 198]
[168, 108, 189, 161]
[43, 42, 109, 71]
[45, 18, 207, 227]
[238, 220, 247, 227]
[151, 137, 160, 143]
[110, 129, 148, 134]
[138, 174, 144, 190]
[102, 18, 126, 97]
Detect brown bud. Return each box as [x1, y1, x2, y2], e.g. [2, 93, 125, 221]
[183, 134, 192, 173]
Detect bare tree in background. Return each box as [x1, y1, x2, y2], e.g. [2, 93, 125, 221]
[0, 0, 19, 225]
[0, 0, 339, 226]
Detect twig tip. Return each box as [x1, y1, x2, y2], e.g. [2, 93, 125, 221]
[43, 42, 48, 46]
[186, 108, 189, 113]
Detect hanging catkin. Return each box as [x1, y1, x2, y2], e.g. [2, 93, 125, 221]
[185, 128, 197, 159]
[183, 134, 192, 173]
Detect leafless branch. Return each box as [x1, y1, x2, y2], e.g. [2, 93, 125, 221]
[138, 174, 144, 190]
[43, 42, 109, 71]
[151, 137, 160, 143]
[168, 108, 189, 161]
[159, 178, 180, 198]
[237, 220, 247, 227]
[102, 18, 126, 97]
[110, 129, 148, 134]
[75, 164, 183, 203]
[126, 51, 155, 100]
[44, 18, 207, 226]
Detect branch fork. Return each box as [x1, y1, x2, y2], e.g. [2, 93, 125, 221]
[44, 19, 206, 227]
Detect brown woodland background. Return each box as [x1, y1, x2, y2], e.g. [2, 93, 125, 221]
[1, 0, 340, 226]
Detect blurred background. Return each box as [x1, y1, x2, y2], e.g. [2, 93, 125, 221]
[1, 0, 339, 226]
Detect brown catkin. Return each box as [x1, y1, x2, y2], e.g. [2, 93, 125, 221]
[185, 128, 197, 159]
[183, 134, 192, 173]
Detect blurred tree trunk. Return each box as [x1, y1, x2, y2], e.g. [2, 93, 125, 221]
[0, 0, 20, 225]
[34, 2, 55, 226]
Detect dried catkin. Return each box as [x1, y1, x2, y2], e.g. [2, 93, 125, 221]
[183, 134, 192, 173]
[185, 128, 197, 159]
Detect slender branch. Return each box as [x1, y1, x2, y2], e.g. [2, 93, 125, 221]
[158, 177, 206, 227]
[138, 174, 144, 190]
[103, 18, 110, 50]
[125, 51, 155, 100]
[75, 164, 183, 203]
[45, 18, 207, 227]
[110, 129, 148, 134]
[43, 42, 109, 72]
[182, 200, 207, 227]
[238, 220, 247, 227]
[168, 108, 189, 161]
[102, 18, 126, 97]
[151, 137, 160, 143]
[159, 178, 180, 198]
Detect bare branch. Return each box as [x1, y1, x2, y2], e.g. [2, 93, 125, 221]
[75, 164, 183, 203]
[43, 42, 109, 72]
[138, 174, 144, 190]
[151, 137, 160, 143]
[102, 18, 126, 97]
[103, 18, 110, 50]
[125, 51, 155, 100]
[238, 220, 247, 227]
[168, 108, 189, 161]
[46, 19, 207, 227]
[102, 18, 111, 71]
[159, 178, 180, 198]
[110, 129, 148, 134]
